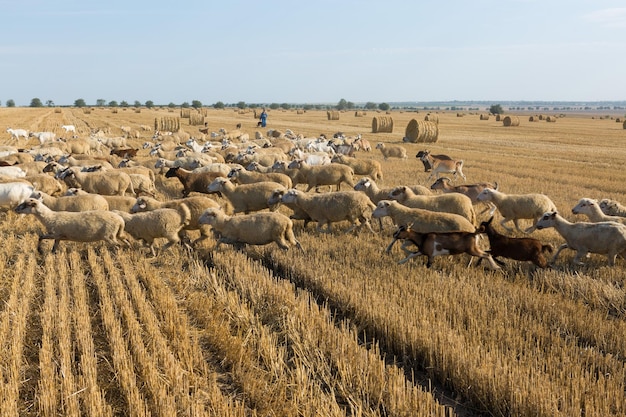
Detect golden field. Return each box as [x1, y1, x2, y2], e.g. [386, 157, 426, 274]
[0, 106, 626, 416]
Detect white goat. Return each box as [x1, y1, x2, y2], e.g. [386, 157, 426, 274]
[6, 128, 29, 140]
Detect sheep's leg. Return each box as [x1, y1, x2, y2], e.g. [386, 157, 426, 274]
[524, 219, 539, 234]
[499, 218, 514, 233]
[549, 243, 569, 265]
[513, 219, 524, 233]
[397, 250, 422, 265]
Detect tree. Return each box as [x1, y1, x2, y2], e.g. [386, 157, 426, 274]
[236, 101, 246, 109]
[280, 103, 291, 110]
[96, 99, 106, 107]
[181, 102, 190, 108]
[145, 100, 154, 109]
[120, 101, 129, 107]
[303, 104, 313, 111]
[108, 100, 118, 107]
[6, 99, 15, 107]
[364, 102, 377, 110]
[269, 103, 280, 110]
[378, 102, 390, 111]
[74, 98, 86, 108]
[489, 104, 503, 114]
[30, 98, 43, 108]
[191, 100, 202, 109]
[337, 98, 348, 110]
[133, 100, 141, 108]
[168, 102, 176, 108]
[213, 101, 225, 109]
[45, 100, 55, 107]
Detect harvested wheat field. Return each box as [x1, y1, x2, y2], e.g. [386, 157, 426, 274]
[1, 107, 626, 416]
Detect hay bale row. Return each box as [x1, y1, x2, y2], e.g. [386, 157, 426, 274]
[479, 114, 490, 120]
[403, 119, 439, 143]
[189, 113, 205, 126]
[155, 117, 180, 132]
[371, 116, 394, 133]
[424, 113, 439, 123]
[327, 111, 340, 121]
[502, 116, 520, 127]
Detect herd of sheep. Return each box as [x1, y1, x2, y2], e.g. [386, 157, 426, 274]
[3, 124, 626, 269]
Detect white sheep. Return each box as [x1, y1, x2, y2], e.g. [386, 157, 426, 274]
[132, 195, 224, 246]
[29, 131, 56, 144]
[388, 185, 477, 225]
[14, 198, 128, 254]
[57, 166, 134, 196]
[30, 190, 109, 212]
[599, 198, 626, 218]
[536, 211, 626, 266]
[155, 157, 201, 171]
[476, 188, 557, 233]
[572, 198, 626, 226]
[114, 204, 192, 256]
[207, 177, 286, 214]
[199, 207, 302, 251]
[330, 154, 383, 180]
[0, 166, 27, 179]
[0, 182, 35, 209]
[287, 159, 354, 192]
[65, 188, 137, 212]
[227, 166, 292, 189]
[280, 188, 376, 234]
[375, 143, 407, 160]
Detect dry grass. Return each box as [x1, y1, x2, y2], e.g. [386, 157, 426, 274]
[1, 107, 626, 416]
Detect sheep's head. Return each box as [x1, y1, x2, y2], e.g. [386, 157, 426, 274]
[280, 189, 300, 204]
[354, 177, 371, 191]
[207, 177, 228, 193]
[476, 188, 495, 202]
[198, 208, 223, 226]
[15, 198, 40, 215]
[372, 200, 392, 218]
[536, 212, 558, 230]
[164, 167, 180, 178]
[572, 198, 597, 216]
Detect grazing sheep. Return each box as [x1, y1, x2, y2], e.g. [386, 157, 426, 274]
[388, 224, 500, 269]
[57, 166, 134, 196]
[572, 198, 626, 226]
[30, 190, 109, 212]
[375, 143, 407, 160]
[227, 166, 292, 189]
[207, 177, 286, 214]
[280, 188, 375, 234]
[476, 188, 557, 233]
[478, 216, 553, 268]
[372, 200, 475, 234]
[0, 182, 36, 209]
[165, 167, 223, 197]
[267, 188, 312, 227]
[65, 188, 137, 212]
[132, 195, 222, 246]
[430, 177, 498, 213]
[330, 154, 383, 180]
[199, 207, 302, 251]
[114, 204, 191, 256]
[287, 159, 354, 192]
[388, 185, 477, 225]
[14, 198, 127, 254]
[599, 198, 626, 218]
[536, 211, 626, 266]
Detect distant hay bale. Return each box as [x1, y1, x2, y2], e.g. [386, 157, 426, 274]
[545, 116, 557, 123]
[479, 114, 490, 120]
[615, 118, 621, 123]
[54, 108, 62, 114]
[180, 108, 191, 118]
[456, 113, 465, 117]
[424, 113, 439, 123]
[111, 108, 118, 114]
[327, 111, 340, 120]
[253, 110, 258, 119]
[495, 114, 502, 121]
[403, 119, 439, 143]
[134, 108, 141, 113]
[371, 116, 394, 133]
[538, 114, 546, 120]
[502, 116, 520, 127]
[82, 108, 91, 114]
[189, 112, 205, 126]
[354, 111, 366, 117]
[623, 120, 626, 129]
[529, 115, 539, 122]
[297, 109, 304, 115]
[155, 117, 180, 132]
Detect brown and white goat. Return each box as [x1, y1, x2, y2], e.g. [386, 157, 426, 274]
[416, 150, 465, 180]
[478, 217, 553, 268]
[431, 177, 498, 213]
[387, 224, 500, 269]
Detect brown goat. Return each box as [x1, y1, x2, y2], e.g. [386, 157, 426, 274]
[110, 148, 139, 159]
[478, 217, 553, 268]
[388, 224, 500, 269]
[164, 167, 222, 197]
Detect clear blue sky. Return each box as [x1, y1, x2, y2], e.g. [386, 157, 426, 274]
[1, 0, 625, 106]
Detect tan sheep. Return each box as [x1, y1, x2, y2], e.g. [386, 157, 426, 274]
[227, 166, 293, 189]
[30, 190, 109, 212]
[388, 185, 477, 225]
[330, 154, 383, 180]
[207, 177, 286, 214]
[372, 200, 476, 234]
[65, 188, 138, 212]
[287, 159, 354, 192]
[375, 143, 407, 160]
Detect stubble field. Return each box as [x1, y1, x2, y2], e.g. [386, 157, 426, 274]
[0, 106, 625, 416]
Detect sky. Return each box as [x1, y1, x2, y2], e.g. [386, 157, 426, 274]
[1, 0, 625, 106]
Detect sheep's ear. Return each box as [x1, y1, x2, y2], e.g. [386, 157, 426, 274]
[486, 216, 493, 225]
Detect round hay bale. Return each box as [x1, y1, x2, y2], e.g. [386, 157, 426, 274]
[403, 119, 439, 143]
[502, 116, 520, 127]
[495, 114, 502, 121]
[479, 114, 490, 120]
[545, 116, 557, 123]
[371, 116, 394, 133]
[297, 109, 304, 115]
[354, 111, 366, 117]
[424, 113, 439, 123]
[623, 120, 626, 129]
[529, 115, 538, 122]
[615, 118, 621, 123]
[327, 111, 340, 121]
[456, 113, 465, 117]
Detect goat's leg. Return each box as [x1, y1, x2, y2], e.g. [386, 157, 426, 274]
[549, 243, 569, 265]
[397, 251, 422, 265]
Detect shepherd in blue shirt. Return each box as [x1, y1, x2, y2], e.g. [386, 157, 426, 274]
[259, 108, 268, 127]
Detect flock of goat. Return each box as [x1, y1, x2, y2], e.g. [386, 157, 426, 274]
[3, 124, 626, 270]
